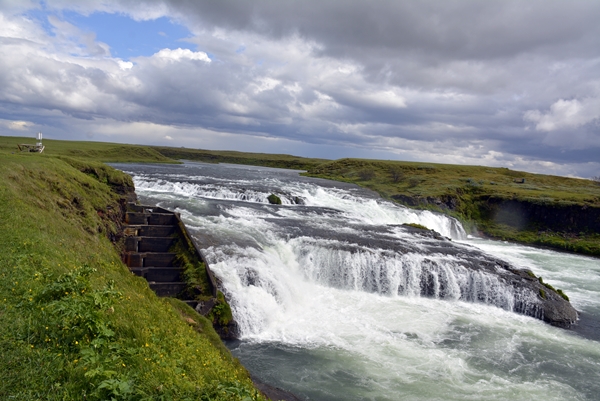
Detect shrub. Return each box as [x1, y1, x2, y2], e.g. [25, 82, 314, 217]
[389, 167, 405, 183]
[408, 177, 422, 188]
[358, 169, 376, 181]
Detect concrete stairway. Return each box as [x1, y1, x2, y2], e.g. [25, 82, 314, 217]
[122, 205, 217, 306]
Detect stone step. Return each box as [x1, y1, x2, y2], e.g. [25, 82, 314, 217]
[148, 213, 177, 226]
[184, 300, 199, 309]
[149, 282, 188, 297]
[124, 225, 176, 237]
[139, 225, 176, 237]
[128, 204, 173, 214]
[125, 252, 177, 268]
[125, 237, 176, 253]
[126, 212, 177, 226]
[130, 266, 184, 282]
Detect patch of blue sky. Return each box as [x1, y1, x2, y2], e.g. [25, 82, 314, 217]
[64, 12, 196, 60]
[23, 7, 56, 37]
[25, 8, 197, 60]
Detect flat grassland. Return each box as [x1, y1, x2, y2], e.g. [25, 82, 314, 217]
[0, 136, 175, 163]
[152, 146, 327, 170]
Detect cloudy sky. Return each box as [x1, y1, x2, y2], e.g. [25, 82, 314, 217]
[1, 1, 599, 177]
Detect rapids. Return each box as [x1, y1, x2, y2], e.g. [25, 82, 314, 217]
[114, 162, 600, 401]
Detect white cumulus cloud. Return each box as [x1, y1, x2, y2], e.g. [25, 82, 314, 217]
[524, 97, 600, 131]
[6, 120, 33, 130]
[117, 60, 133, 70]
[153, 48, 211, 62]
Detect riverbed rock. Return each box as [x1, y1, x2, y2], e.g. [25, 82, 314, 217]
[267, 194, 282, 205]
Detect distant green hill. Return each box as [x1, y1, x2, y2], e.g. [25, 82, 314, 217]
[152, 146, 328, 170]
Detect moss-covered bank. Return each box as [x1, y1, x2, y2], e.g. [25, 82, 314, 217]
[0, 152, 265, 400]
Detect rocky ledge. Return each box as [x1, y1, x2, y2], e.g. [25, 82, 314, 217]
[401, 225, 578, 328]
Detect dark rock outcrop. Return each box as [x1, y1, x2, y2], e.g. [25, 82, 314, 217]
[391, 194, 459, 211]
[267, 194, 282, 205]
[391, 193, 600, 235]
[297, 221, 578, 328]
[479, 196, 600, 233]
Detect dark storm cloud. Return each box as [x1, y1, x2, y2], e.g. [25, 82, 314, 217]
[168, 0, 600, 63]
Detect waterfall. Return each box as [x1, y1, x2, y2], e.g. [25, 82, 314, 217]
[204, 237, 543, 337]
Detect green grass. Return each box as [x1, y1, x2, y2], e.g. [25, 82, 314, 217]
[1, 136, 176, 163]
[0, 152, 264, 400]
[2, 135, 327, 169]
[306, 158, 600, 204]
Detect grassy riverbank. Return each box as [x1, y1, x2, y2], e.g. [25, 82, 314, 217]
[0, 136, 175, 164]
[0, 151, 263, 399]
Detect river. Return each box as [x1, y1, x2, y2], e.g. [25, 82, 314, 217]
[114, 161, 600, 401]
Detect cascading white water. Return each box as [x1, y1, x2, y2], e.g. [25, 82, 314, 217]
[114, 162, 600, 401]
[131, 170, 465, 240]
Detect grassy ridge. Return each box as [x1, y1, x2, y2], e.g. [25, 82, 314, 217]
[306, 158, 600, 256]
[307, 158, 600, 204]
[152, 146, 328, 170]
[0, 152, 263, 400]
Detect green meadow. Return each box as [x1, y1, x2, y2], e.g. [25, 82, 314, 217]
[0, 136, 175, 163]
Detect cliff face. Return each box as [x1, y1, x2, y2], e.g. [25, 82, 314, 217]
[392, 193, 600, 233]
[479, 197, 600, 233]
[391, 193, 600, 256]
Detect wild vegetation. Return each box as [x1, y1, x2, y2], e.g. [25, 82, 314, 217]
[0, 149, 264, 400]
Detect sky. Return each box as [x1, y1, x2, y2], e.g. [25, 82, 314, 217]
[1, 1, 599, 178]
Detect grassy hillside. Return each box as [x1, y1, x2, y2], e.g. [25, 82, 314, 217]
[1, 135, 326, 169]
[0, 152, 264, 400]
[306, 159, 600, 256]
